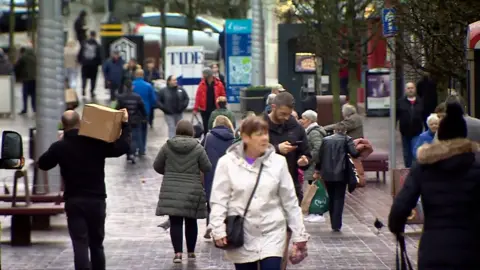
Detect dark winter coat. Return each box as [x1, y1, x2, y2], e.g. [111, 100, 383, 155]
[201, 126, 235, 200]
[77, 38, 102, 67]
[103, 57, 125, 88]
[388, 138, 480, 269]
[153, 136, 212, 219]
[263, 113, 311, 183]
[144, 68, 160, 84]
[116, 91, 147, 127]
[156, 85, 189, 115]
[396, 96, 424, 138]
[316, 133, 359, 182]
[14, 49, 36, 82]
[304, 124, 327, 183]
[74, 15, 87, 43]
[416, 77, 438, 122]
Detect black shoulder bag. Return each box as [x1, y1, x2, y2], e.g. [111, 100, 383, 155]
[344, 136, 359, 193]
[396, 233, 414, 270]
[215, 163, 264, 250]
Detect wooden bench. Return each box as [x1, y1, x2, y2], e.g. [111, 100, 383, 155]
[361, 151, 389, 183]
[0, 168, 65, 246]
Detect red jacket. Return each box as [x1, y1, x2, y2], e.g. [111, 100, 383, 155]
[194, 78, 226, 112]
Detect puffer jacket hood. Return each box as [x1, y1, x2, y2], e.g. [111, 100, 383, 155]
[210, 126, 235, 141]
[167, 136, 200, 154]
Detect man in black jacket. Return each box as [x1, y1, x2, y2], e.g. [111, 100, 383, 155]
[78, 31, 102, 98]
[116, 80, 147, 163]
[396, 82, 424, 168]
[264, 91, 311, 203]
[157, 75, 189, 138]
[38, 110, 130, 270]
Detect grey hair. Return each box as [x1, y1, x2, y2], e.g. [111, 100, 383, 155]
[266, 93, 276, 105]
[301, 110, 317, 122]
[342, 104, 357, 117]
[426, 113, 439, 125]
[202, 67, 213, 77]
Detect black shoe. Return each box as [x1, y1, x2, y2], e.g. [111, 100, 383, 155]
[332, 228, 341, 232]
[18, 110, 26, 115]
[188, 253, 196, 260]
[204, 228, 212, 239]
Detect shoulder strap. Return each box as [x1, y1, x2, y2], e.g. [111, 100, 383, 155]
[243, 163, 264, 217]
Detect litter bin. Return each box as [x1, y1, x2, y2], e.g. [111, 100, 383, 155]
[240, 86, 271, 114]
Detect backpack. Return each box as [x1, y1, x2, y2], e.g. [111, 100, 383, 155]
[83, 43, 97, 60]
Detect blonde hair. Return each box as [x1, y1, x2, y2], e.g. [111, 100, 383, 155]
[213, 115, 234, 132]
[216, 96, 227, 104]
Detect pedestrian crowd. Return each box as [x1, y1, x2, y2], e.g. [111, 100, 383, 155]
[23, 9, 480, 270]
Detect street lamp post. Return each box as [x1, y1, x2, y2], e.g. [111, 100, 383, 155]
[35, 0, 65, 193]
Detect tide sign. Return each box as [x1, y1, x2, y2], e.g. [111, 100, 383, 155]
[165, 46, 205, 110]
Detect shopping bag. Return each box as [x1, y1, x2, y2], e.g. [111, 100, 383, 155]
[300, 181, 318, 215]
[191, 113, 204, 138]
[110, 100, 118, 109]
[308, 181, 329, 215]
[65, 88, 79, 109]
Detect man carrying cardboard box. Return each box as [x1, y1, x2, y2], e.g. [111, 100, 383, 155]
[37, 109, 130, 270]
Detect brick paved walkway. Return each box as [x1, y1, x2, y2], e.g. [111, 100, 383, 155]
[0, 75, 422, 270]
[0, 113, 422, 270]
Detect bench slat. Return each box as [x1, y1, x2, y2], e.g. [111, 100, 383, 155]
[0, 204, 64, 215]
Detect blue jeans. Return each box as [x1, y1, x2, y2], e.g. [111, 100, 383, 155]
[165, 113, 183, 138]
[130, 126, 142, 156]
[401, 135, 418, 168]
[139, 122, 148, 155]
[234, 257, 282, 270]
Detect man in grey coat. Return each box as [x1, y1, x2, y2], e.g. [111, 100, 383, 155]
[325, 104, 364, 139]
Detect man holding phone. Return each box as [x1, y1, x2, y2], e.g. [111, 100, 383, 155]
[263, 91, 311, 202]
[263, 91, 311, 270]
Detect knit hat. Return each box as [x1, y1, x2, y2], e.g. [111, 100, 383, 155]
[437, 101, 467, 141]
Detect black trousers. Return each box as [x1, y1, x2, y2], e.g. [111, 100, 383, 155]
[169, 215, 198, 253]
[65, 197, 106, 270]
[324, 181, 347, 230]
[149, 107, 155, 127]
[21, 80, 36, 112]
[200, 110, 212, 135]
[81, 65, 98, 96]
[108, 82, 120, 101]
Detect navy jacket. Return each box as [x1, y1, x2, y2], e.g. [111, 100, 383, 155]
[103, 57, 125, 87]
[201, 126, 234, 200]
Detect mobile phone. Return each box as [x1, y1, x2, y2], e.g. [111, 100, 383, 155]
[290, 140, 303, 146]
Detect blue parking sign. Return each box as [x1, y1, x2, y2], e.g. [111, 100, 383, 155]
[382, 8, 397, 37]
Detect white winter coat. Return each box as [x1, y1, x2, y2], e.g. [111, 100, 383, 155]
[209, 142, 309, 264]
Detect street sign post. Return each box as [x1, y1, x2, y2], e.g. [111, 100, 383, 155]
[382, 8, 397, 173]
[224, 19, 252, 104]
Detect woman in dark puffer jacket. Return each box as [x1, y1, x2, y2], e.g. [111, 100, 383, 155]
[388, 101, 480, 270]
[201, 115, 235, 239]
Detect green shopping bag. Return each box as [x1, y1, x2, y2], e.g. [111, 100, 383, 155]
[308, 181, 329, 215]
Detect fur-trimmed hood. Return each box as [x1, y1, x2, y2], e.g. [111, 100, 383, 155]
[417, 138, 479, 165]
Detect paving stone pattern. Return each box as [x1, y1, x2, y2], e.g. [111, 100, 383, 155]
[0, 114, 422, 270]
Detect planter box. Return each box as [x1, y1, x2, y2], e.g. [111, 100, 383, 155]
[240, 87, 271, 114]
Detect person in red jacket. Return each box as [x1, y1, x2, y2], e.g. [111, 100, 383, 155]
[194, 67, 226, 135]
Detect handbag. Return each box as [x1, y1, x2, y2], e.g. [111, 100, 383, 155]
[395, 233, 414, 270]
[215, 163, 264, 250]
[344, 137, 360, 193]
[191, 114, 204, 139]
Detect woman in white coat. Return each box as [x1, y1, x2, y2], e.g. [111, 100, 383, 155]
[209, 116, 309, 270]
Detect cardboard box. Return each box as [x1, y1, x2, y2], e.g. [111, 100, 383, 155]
[79, 104, 123, 143]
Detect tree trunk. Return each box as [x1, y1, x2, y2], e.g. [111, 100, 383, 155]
[330, 63, 341, 122]
[186, 0, 194, 46]
[28, 0, 37, 48]
[345, 0, 358, 106]
[8, 0, 15, 62]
